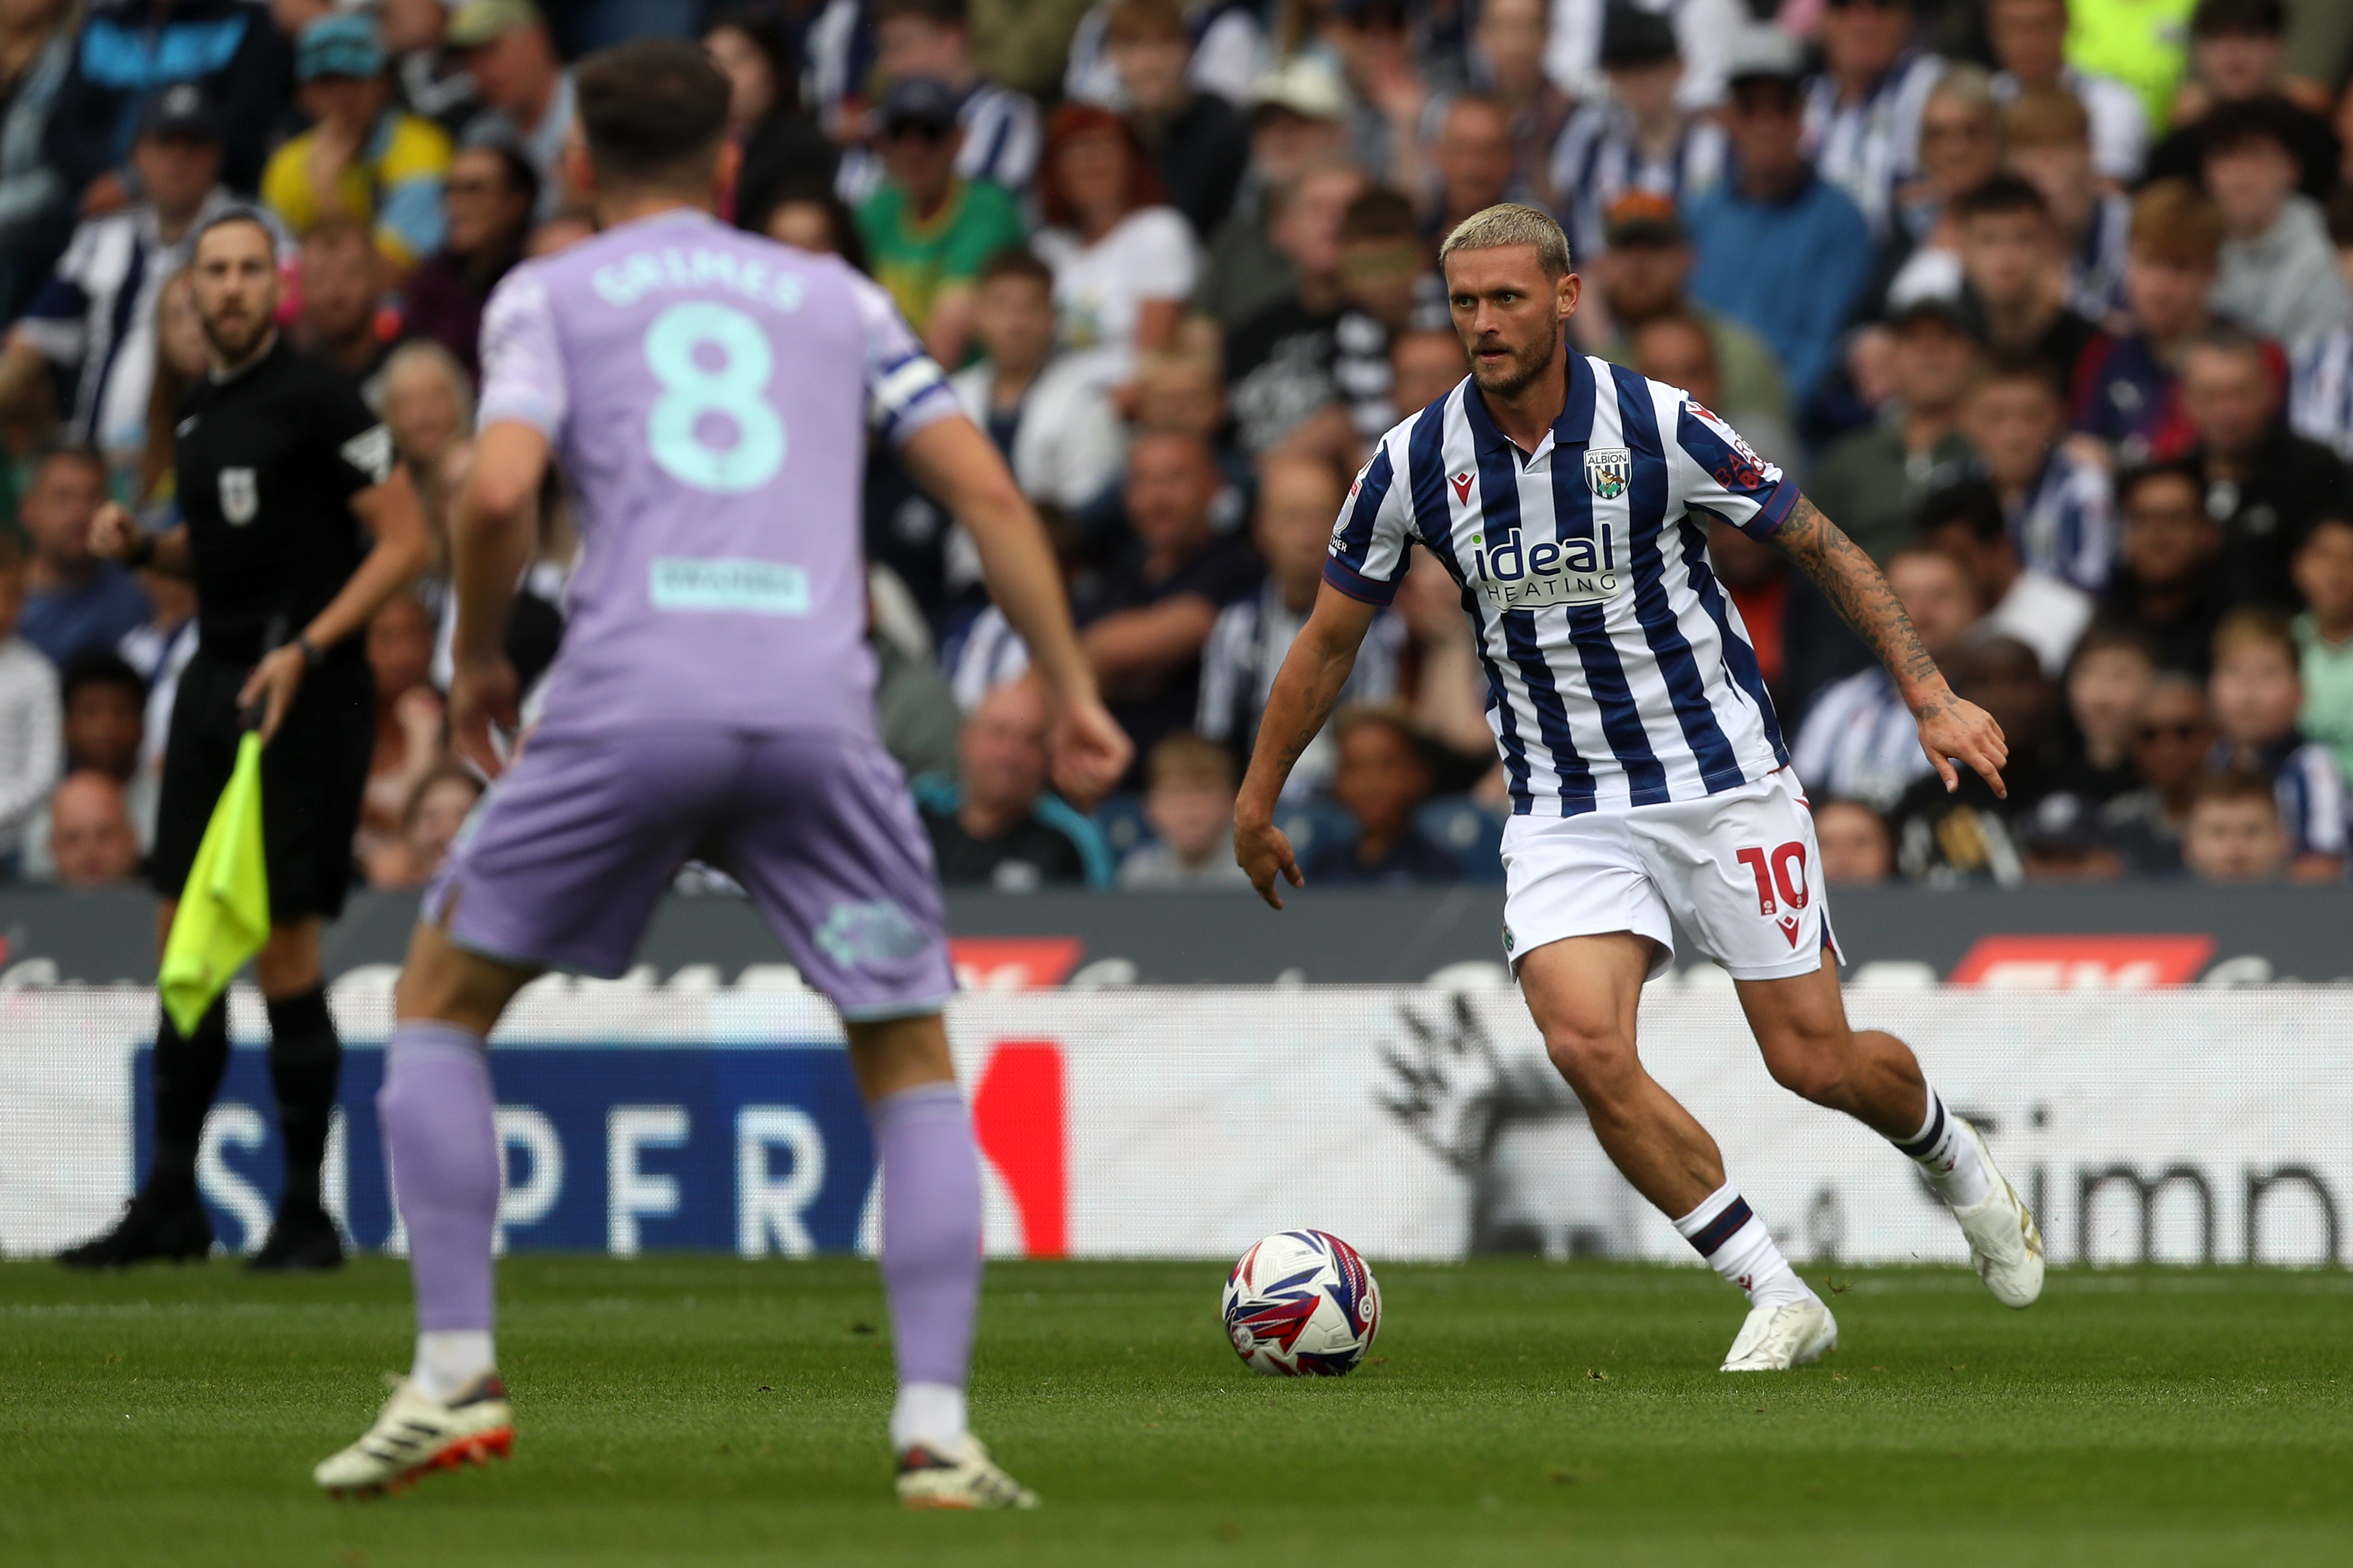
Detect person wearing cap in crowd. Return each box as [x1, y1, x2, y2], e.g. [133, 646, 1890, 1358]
[1589, 192, 1789, 443]
[1548, 6, 1725, 268]
[1985, 0, 2149, 185]
[854, 75, 1027, 370]
[854, 0, 1042, 203]
[449, 0, 574, 222]
[1685, 27, 1874, 411]
[1802, 0, 1947, 244]
[42, 0, 292, 203]
[261, 12, 453, 276]
[0, 82, 244, 462]
[1811, 296, 1982, 567]
[1188, 55, 1350, 332]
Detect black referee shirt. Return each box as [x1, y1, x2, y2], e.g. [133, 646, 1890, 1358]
[174, 336, 393, 662]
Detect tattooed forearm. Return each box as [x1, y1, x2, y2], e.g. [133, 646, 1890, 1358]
[1770, 495, 1945, 700]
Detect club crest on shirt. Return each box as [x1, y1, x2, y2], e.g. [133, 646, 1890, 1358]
[1584, 448, 1631, 500]
[219, 467, 257, 525]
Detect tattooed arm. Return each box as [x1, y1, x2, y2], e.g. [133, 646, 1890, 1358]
[1236, 583, 1379, 906]
[1770, 495, 2011, 796]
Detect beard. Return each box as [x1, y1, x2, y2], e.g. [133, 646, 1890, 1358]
[199, 305, 272, 365]
[1470, 327, 1559, 400]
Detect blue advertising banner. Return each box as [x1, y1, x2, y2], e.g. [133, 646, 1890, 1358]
[135, 1044, 879, 1256]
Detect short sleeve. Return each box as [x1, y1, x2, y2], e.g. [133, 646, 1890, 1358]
[1668, 393, 1800, 541]
[850, 270, 960, 447]
[1322, 442, 1414, 606]
[475, 268, 568, 441]
[308, 371, 393, 500]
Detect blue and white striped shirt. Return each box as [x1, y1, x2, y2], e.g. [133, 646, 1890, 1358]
[1803, 52, 1945, 243]
[2010, 447, 2116, 595]
[1547, 96, 1726, 264]
[1325, 352, 1793, 816]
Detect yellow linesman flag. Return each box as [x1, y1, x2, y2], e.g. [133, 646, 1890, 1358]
[159, 731, 270, 1037]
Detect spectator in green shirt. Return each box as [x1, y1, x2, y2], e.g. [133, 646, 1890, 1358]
[1810, 298, 1983, 567]
[2292, 513, 2353, 779]
[855, 76, 1026, 368]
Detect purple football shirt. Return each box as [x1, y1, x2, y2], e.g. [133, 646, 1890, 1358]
[475, 208, 958, 741]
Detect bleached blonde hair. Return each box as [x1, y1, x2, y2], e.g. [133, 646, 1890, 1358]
[1438, 203, 1572, 279]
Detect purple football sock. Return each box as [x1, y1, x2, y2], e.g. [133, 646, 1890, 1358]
[379, 1022, 499, 1334]
[871, 1082, 983, 1392]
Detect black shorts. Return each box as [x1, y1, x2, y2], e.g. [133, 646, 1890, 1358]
[149, 647, 375, 921]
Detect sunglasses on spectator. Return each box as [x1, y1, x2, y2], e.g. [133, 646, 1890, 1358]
[884, 120, 951, 144]
[1824, 0, 1906, 9]
[2134, 721, 2208, 743]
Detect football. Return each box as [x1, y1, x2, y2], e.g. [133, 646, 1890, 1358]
[1220, 1230, 1382, 1377]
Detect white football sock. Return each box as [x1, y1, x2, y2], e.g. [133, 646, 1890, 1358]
[411, 1330, 496, 1402]
[1894, 1085, 1992, 1209]
[1673, 1183, 1814, 1309]
[891, 1381, 968, 1456]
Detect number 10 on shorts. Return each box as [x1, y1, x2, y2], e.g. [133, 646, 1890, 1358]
[1734, 842, 1810, 918]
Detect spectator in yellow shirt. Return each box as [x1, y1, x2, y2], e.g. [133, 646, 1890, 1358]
[261, 13, 452, 276]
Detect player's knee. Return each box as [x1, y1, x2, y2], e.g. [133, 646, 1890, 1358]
[1761, 1031, 1850, 1105]
[1540, 1018, 1640, 1102]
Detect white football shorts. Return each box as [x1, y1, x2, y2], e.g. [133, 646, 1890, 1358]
[1499, 767, 1842, 982]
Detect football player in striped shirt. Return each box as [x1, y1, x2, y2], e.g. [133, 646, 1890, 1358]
[1237, 205, 2044, 1372]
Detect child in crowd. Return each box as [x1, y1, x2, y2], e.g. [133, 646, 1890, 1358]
[1302, 705, 1460, 886]
[1117, 732, 1250, 890]
[2290, 514, 2353, 782]
[0, 539, 61, 876]
[2180, 769, 2290, 882]
[2207, 608, 2346, 879]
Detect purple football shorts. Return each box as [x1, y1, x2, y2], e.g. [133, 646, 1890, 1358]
[424, 727, 954, 1020]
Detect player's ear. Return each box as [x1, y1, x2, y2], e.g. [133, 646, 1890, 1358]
[1558, 270, 1580, 321]
[711, 138, 744, 207]
[562, 135, 595, 204]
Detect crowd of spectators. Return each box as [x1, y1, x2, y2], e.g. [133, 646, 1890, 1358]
[4, 0, 2353, 896]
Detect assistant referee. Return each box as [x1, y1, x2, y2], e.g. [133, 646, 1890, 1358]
[64, 209, 431, 1271]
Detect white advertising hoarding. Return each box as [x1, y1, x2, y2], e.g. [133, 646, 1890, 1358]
[1, 984, 2343, 1268]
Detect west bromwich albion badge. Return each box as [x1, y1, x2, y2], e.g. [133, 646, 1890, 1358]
[1584, 448, 1631, 500]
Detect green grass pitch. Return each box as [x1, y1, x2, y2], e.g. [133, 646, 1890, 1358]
[3, 1257, 2348, 1567]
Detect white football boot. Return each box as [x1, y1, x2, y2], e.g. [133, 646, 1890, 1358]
[1947, 1117, 2045, 1309]
[314, 1372, 514, 1496]
[1720, 1300, 1839, 1372]
[895, 1435, 1039, 1510]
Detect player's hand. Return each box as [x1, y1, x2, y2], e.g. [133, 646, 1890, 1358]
[1235, 810, 1304, 910]
[449, 654, 520, 780]
[1915, 687, 2009, 798]
[1048, 693, 1131, 808]
[87, 502, 138, 562]
[237, 645, 307, 745]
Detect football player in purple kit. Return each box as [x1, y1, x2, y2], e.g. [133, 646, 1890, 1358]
[312, 40, 1128, 1508]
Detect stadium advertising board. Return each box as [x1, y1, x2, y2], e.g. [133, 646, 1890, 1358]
[4, 986, 2343, 1270]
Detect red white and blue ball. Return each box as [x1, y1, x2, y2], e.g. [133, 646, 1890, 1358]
[1221, 1230, 1382, 1377]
